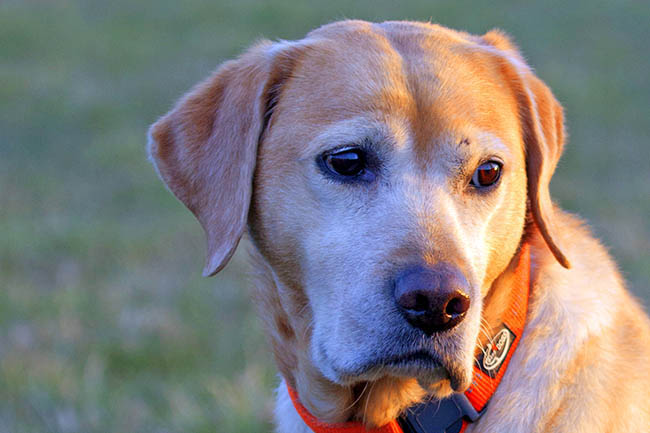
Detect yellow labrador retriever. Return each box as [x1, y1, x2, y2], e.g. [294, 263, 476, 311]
[148, 20, 650, 433]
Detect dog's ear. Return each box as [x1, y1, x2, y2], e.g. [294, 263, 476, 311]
[148, 41, 301, 276]
[484, 30, 571, 269]
[520, 72, 571, 268]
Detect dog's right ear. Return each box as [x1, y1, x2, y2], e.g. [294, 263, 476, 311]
[148, 41, 302, 276]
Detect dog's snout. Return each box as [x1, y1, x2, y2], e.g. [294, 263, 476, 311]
[394, 264, 471, 335]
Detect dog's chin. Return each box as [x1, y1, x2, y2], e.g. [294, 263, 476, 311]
[414, 365, 471, 398]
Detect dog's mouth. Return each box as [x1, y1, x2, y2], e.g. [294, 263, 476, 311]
[332, 350, 467, 393]
[379, 350, 444, 372]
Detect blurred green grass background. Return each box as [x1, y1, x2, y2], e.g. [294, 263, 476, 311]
[1, 0, 648, 432]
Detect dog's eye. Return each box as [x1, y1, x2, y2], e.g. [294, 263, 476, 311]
[323, 148, 367, 178]
[470, 161, 502, 188]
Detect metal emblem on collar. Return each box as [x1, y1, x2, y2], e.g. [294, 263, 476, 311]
[477, 324, 516, 378]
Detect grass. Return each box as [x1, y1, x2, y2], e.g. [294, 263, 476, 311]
[1, 0, 648, 431]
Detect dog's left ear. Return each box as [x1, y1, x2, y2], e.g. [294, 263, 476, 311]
[484, 30, 571, 268]
[148, 41, 302, 276]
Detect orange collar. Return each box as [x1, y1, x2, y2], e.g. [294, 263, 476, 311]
[287, 243, 531, 433]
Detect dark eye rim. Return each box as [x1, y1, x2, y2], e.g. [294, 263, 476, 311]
[469, 159, 504, 189]
[317, 146, 377, 183]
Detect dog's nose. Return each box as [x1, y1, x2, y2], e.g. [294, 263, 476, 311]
[394, 264, 471, 335]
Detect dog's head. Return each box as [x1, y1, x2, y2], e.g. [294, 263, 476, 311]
[148, 20, 568, 427]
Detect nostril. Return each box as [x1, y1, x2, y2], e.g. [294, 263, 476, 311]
[414, 293, 430, 312]
[444, 292, 470, 318]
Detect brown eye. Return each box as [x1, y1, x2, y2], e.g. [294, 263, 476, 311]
[324, 149, 366, 177]
[471, 161, 502, 188]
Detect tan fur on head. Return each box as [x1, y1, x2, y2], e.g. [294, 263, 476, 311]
[148, 20, 650, 432]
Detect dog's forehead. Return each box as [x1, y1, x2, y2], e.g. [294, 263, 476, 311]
[277, 21, 521, 159]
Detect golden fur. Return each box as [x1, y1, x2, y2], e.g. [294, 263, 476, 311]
[148, 20, 650, 432]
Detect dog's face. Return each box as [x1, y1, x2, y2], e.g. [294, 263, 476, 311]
[251, 24, 528, 393]
[148, 20, 567, 424]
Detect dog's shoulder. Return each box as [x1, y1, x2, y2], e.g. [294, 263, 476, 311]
[532, 208, 648, 335]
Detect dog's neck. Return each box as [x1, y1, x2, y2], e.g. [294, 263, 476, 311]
[249, 242, 530, 428]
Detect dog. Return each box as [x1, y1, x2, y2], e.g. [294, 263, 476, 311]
[148, 20, 650, 433]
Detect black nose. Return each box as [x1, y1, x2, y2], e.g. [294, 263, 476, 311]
[394, 264, 471, 335]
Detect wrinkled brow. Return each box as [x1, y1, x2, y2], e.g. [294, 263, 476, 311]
[297, 116, 410, 162]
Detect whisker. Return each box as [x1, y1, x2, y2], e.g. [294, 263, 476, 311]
[344, 382, 369, 412]
[362, 370, 382, 426]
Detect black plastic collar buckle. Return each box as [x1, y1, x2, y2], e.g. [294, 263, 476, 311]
[397, 393, 484, 433]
